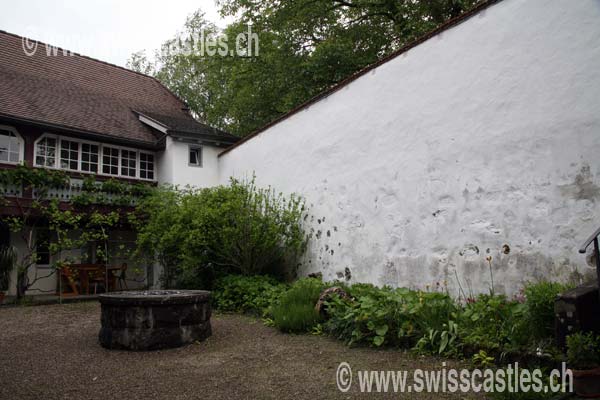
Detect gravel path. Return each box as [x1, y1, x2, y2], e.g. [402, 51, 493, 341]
[0, 303, 482, 399]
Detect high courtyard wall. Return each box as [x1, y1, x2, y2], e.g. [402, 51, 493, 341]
[218, 0, 600, 295]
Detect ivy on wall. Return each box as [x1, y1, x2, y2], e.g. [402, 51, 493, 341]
[0, 165, 152, 299]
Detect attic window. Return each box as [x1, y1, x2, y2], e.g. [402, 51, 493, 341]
[189, 146, 202, 167]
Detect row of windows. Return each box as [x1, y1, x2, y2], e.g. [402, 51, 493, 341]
[34, 135, 156, 180]
[1, 126, 157, 181]
[1, 127, 213, 182]
[0, 125, 157, 181]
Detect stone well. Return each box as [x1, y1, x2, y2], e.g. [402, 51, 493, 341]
[98, 290, 211, 351]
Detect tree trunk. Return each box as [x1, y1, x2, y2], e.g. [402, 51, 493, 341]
[16, 271, 28, 300]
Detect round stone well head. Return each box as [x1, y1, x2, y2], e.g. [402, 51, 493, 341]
[99, 290, 211, 351]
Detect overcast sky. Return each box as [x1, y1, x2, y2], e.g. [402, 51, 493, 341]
[0, 0, 227, 67]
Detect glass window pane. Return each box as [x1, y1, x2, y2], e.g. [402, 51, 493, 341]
[0, 133, 8, 162]
[81, 143, 99, 173]
[0, 129, 20, 163]
[60, 139, 79, 170]
[139, 153, 154, 180]
[35, 137, 57, 167]
[102, 147, 119, 175]
[120, 149, 136, 177]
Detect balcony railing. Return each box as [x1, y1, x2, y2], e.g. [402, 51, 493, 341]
[2, 178, 145, 206]
[0, 183, 22, 198]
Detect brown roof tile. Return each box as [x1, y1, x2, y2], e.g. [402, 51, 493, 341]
[0, 30, 230, 146]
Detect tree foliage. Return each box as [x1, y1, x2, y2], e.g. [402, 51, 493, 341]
[128, 0, 479, 136]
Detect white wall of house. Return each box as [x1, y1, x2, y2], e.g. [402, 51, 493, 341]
[157, 136, 222, 188]
[7, 228, 58, 296]
[218, 0, 600, 296]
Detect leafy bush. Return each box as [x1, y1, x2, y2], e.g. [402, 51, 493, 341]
[210, 273, 571, 364]
[325, 286, 457, 351]
[323, 281, 571, 359]
[458, 294, 528, 352]
[271, 278, 324, 332]
[134, 187, 185, 288]
[135, 177, 308, 288]
[523, 281, 573, 341]
[567, 332, 600, 370]
[213, 275, 287, 314]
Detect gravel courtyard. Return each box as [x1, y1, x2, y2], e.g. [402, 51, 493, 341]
[0, 302, 482, 399]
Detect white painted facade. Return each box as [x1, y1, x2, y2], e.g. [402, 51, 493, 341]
[217, 0, 600, 295]
[157, 136, 222, 188]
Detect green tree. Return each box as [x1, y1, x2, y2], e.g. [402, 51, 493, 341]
[128, 0, 478, 136]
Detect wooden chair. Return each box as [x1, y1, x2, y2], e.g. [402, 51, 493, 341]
[59, 266, 80, 297]
[88, 267, 106, 295]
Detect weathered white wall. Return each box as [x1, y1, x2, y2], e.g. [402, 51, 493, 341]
[158, 136, 221, 188]
[218, 0, 600, 296]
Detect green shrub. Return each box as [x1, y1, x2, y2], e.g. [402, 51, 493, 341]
[458, 294, 528, 352]
[135, 177, 308, 288]
[213, 275, 287, 314]
[567, 332, 600, 370]
[523, 281, 573, 340]
[214, 273, 570, 362]
[325, 286, 457, 351]
[272, 278, 324, 332]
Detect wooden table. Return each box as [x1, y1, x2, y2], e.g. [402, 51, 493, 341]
[59, 264, 123, 297]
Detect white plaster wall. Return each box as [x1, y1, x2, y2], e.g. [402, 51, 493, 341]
[218, 0, 600, 296]
[7, 229, 58, 296]
[158, 136, 221, 188]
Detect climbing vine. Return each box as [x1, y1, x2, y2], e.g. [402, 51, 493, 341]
[0, 165, 153, 299]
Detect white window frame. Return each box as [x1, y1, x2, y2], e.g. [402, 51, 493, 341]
[34, 133, 59, 169]
[120, 148, 138, 178]
[188, 145, 203, 167]
[33, 133, 157, 181]
[80, 139, 100, 174]
[101, 145, 121, 177]
[139, 151, 156, 181]
[59, 137, 80, 171]
[0, 125, 24, 164]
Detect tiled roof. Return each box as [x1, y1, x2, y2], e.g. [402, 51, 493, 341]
[0, 30, 235, 146]
[138, 111, 239, 143]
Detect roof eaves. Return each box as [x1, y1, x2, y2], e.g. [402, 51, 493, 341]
[0, 112, 162, 150]
[134, 111, 170, 134]
[169, 130, 240, 143]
